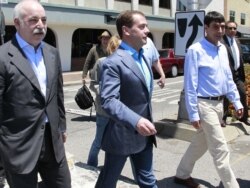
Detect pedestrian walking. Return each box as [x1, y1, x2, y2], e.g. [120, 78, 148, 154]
[87, 35, 121, 167]
[174, 11, 243, 188]
[222, 21, 250, 127]
[0, 1, 71, 187]
[82, 30, 111, 84]
[95, 10, 158, 188]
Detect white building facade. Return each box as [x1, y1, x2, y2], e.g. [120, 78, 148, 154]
[1, 0, 249, 71]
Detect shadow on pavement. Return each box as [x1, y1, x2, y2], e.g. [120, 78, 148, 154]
[155, 118, 179, 139]
[157, 176, 218, 188]
[71, 115, 96, 122]
[216, 178, 250, 188]
[229, 122, 250, 135]
[74, 162, 137, 186]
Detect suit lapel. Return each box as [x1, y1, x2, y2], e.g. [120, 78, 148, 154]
[222, 36, 235, 69]
[224, 36, 233, 56]
[9, 38, 42, 92]
[42, 44, 55, 102]
[117, 49, 148, 90]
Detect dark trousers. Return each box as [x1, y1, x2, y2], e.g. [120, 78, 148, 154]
[223, 79, 248, 121]
[95, 142, 157, 188]
[5, 125, 71, 188]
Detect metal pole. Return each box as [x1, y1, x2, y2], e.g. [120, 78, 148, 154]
[187, 0, 199, 11]
[177, 0, 200, 121]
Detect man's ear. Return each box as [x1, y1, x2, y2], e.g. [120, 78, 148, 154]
[14, 18, 20, 27]
[122, 25, 130, 37]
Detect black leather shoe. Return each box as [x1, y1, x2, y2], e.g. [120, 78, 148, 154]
[174, 177, 201, 188]
[240, 119, 250, 126]
[221, 120, 226, 128]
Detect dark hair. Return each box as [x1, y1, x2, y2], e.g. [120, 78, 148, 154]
[116, 10, 145, 38]
[225, 20, 238, 27]
[204, 11, 225, 26]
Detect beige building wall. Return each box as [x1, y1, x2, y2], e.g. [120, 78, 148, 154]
[225, 0, 250, 35]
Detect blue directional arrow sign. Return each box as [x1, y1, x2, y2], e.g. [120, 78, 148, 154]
[175, 11, 205, 56]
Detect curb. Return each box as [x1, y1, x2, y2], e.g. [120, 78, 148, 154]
[155, 119, 195, 142]
[155, 118, 250, 143]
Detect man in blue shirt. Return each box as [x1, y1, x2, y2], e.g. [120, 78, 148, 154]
[95, 10, 158, 188]
[174, 11, 243, 188]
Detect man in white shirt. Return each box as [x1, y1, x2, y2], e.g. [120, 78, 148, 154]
[143, 37, 165, 88]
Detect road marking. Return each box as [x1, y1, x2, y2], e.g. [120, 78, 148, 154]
[64, 88, 78, 92]
[65, 99, 76, 104]
[66, 108, 96, 116]
[153, 80, 183, 88]
[65, 88, 181, 104]
[153, 89, 181, 96]
[169, 99, 179, 104]
[152, 94, 180, 102]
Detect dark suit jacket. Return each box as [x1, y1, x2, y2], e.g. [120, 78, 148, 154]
[222, 35, 245, 82]
[0, 37, 66, 174]
[100, 48, 156, 156]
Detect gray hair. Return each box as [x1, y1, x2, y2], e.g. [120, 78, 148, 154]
[13, 0, 40, 20]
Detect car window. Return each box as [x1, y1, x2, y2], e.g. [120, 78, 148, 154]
[158, 50, 169, 58]
[241, 44, 250, 52]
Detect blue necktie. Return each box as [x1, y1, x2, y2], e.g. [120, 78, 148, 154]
[139, 54, 151, 92]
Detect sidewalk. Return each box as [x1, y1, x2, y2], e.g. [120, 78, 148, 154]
[63, 71, 83, 86]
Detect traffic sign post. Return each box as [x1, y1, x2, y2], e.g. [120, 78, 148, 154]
[175, 11, 205, 121]
[174, 11, 205, 56]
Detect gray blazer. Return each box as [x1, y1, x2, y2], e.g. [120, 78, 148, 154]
[100, 48, 156, 156]
[0, 37, 66, 174]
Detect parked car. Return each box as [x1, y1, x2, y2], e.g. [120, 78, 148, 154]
[153, 48, 185, 77]
[241, 44, 250, 63]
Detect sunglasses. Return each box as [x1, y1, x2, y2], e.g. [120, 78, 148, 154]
[227, 27, 237, 30]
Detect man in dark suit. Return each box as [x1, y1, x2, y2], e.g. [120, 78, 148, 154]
[222, 21, 250, 127]
[0, 1, 71, 187]
[95, 10, 158, 188]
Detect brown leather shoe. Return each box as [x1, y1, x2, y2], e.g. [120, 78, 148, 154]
[174, 177, 201, 188]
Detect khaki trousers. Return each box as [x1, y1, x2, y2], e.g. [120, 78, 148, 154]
[176, 99, 239, 188]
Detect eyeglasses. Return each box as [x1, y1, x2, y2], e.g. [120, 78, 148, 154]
[227, 27, 237, 30]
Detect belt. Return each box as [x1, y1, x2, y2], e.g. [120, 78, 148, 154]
[198, 96, 224, 101]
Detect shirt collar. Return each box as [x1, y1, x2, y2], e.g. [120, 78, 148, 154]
[203, 37, 222, 49]
[120, 41, 144, 60]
